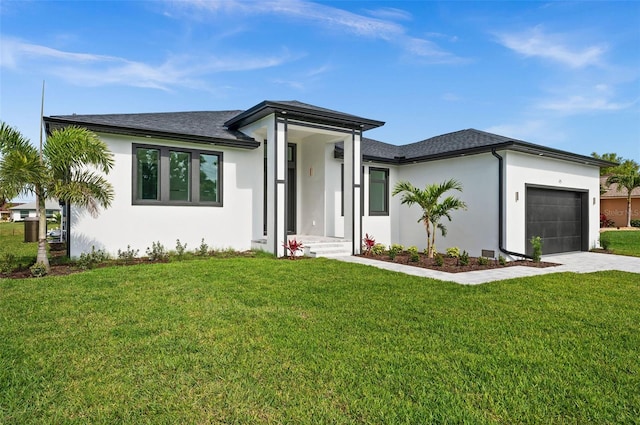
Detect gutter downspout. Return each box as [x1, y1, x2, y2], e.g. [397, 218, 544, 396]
[491, 148, 532, 260]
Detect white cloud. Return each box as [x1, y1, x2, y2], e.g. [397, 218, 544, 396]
[484, 120, 567, 144]
[538, 95, 635, 113]
[0, 36, 293, 90]
[366, 7, 412, 22]
[168, 0, 465, 63]
[495, 26, 607, 68]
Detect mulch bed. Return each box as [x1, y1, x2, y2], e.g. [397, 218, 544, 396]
[357, 253, 558, 273]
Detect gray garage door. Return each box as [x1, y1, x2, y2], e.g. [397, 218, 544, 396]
[526, 188, 586, 255]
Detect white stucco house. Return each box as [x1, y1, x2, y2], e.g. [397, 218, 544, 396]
[43, 100, 611, 259]
[9, 199, 61, 222]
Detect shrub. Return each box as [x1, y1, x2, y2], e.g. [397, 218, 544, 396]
[283, 239, 304, 259]
[0, 252, 17, 274]
[195, 239, 209, 256]
[530, 236, 542, 263]
[631, 219, 640, 228]
[30, 262, 48, 278]
[371, 243, 386, 256]
[459, 250, 469, 266]
[175, 239, 187, 261]
[600, 233, 611, 250]
[477, 256, 489, 266]
[446, 247, 460, 258]
[434, 253, 444, 266]
[77, 246, 110, 270]
[362, 233, 376, 255]
[388, 244, 404, 260]
[146, 241, 169, 262]
[600, 213, 615, 228]
[117, 245, 139, 263]
[498, 255, 507, 266]
[407, 246, 420, 262]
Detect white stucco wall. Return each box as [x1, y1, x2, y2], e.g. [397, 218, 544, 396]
[395, 154, 499, 256]
[504, 150, 601, 253]
[69, 134, 262, 258]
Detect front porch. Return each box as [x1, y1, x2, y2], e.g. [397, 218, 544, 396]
[251, 235, 352, 258]
[227, 101, 384, 257]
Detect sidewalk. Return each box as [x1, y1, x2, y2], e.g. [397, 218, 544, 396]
[337, 252, 640, 285]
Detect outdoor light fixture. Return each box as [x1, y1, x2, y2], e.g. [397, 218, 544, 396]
[515, 191, 519, 202]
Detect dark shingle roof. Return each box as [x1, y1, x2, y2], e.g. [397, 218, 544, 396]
[336, 128, 611, 167]
[44, 110, 259, 149]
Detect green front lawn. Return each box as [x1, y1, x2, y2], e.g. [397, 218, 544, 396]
[600, 230, 640, 257]
[1, 258, 638, 424]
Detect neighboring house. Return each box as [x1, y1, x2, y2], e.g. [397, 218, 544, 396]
[43, 100, 611, 259]
[9, 200, 61, 221]
[600, 175, 640, 227]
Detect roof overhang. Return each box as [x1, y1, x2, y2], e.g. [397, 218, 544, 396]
[335, 140, 618, 167]
[43, 116, 260, 149]
[225, 100, 385, 132]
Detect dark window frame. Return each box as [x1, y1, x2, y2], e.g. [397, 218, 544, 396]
[132, 143, 223, 207]
[368, 167, 389, 216]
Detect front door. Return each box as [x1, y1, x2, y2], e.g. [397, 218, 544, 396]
[287, 143, 296, 234]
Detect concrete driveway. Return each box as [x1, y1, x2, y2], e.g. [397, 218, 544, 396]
[339, 252, 640, 285]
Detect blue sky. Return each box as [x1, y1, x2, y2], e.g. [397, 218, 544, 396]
[1, 0, 639, 165]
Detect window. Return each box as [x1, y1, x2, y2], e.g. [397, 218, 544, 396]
[19, 210, 29, 219]
[133, 144, 222, 206]
[369, 167, 389, 216]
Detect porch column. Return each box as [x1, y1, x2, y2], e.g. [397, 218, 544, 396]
[266, 114, 288, 257]
[343, 130, 362, 254]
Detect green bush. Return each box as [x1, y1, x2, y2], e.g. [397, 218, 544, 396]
[77, 246, 110, 270]
[146, 241, 169, 262]
[498, 255, 506, 266]
[371, 243, 386, 256]
[434, 253, 444, 266]
[459, 250, 469, 266]
[530, 236, 542, 263]
[446, 247, 460, 258]
[30, 262, 48, 278]
[0, 252, 17, 274]
[195, 239, 209, 256]
[477, 256, 489, 266]
[117, 245, 139, 263]
[175, 239, 187, 261]
[407, 246, 420, 262]
[388, 244, 404, 260]
[600, 233, 611, 250]
[631, 219, 640, 228]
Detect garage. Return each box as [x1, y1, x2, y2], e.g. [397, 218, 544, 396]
[525, 187, 588, 255]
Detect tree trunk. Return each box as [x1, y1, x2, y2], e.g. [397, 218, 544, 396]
[430, 222, 436, 257]
[627, 194, 632, 228]
[36, 189, 50, 271]
[424, 219, 434, 258]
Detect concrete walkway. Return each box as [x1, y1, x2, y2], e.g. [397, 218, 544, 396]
[337, 252, 640, 285]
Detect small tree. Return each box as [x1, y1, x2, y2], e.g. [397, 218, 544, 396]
[392, 179, 467, 258]
[0, 122, 114, 271]
[606, 160, 640, 228]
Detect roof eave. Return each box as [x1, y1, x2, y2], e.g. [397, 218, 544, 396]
[225, 101, 385, 132]
[44, 117, 260, 149]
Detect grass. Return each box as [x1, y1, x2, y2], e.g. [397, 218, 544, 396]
[600, 230, 640, 257]
[1, 257, 638, 424]
[0, 222, 37, 269]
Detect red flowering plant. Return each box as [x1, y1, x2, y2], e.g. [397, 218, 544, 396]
[600, 213, 614, 228]
[362, 233, 376, 255]
[283, 238, 304, 259]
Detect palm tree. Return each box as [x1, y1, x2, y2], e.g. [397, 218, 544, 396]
[0, 122, 114, 271]
[392, 179, 467, 258]
[606, 160, 640, 228]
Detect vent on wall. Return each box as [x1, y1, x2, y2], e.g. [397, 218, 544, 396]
[481, 249, 495, 259]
